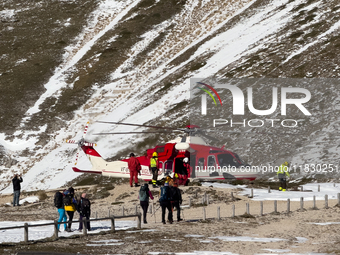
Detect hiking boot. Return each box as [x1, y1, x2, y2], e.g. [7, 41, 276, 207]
[143, 221, 147, 224]
[177, 218, 183, 222]
[162, 221, 166, 224]
[134, 183, 140, 187]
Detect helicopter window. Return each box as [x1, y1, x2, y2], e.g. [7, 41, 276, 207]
[156, 146, 165, 153]
[234, 153, 246, 165]
[207, 155, 216, 167]
[217, 153, 241, 167]
[198, 158, 204, 169]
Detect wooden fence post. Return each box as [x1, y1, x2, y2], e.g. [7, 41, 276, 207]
[83, 219, 87, 236]
[287, 199, 290, 213]
[250, 189, 253, 198]
[300, 197, 304, 210]
[137, 213, 141, 229]
[325, 195, 328, 209]
[268, 186, 271, 193]
[318, 185, 320, 192]
[260, 201, 263, 216]
[202, 207, 206, 220]
[217, 207, 220, 220]
[246, 203, 250, 214]
[274, 200, 277, 213]
[24, 223, 28, 243]
[111, 216, 115, 232]
[313, 195, 317, 209]
[53, 220, 58, 239]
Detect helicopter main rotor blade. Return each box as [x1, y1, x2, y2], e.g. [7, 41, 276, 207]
[96, 121, 182, 131]
[93, 131, 174, 135]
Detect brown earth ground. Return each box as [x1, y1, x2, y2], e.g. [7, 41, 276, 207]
[0, 183, 340, 255]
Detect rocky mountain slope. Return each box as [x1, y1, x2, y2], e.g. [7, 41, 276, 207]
[1, 0, 340, 191]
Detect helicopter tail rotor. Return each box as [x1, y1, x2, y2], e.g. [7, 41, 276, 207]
[66, 122, 97, 165]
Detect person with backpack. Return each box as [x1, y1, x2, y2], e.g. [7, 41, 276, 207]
[63, 187, 77, 232]
[77, 193, 91, 231]
[170, 181, 183, 222]
[54, 191, 67, 232]
[138, 183, 154, 224]
[128, 153, 141, 187]
[159, 182, 173, 224]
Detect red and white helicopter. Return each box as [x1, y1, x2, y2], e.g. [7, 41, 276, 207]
[66, 121, 258, 185]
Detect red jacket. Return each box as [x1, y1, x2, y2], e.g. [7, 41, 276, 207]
[183, 163, 191, 178]
[128, 157, 141, 172]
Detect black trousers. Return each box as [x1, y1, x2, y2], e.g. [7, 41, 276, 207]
[140, 201, 149, 222]
[172, 201, 181, 221]
[160, 201, 173, 223]
[279, 178, 287, 189]
[66, 211, 74, 229]
[79, 211, 91, 230]
[151, 167, 158, 184]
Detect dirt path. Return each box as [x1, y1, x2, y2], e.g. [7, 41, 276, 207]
[0, 183, 340, 254]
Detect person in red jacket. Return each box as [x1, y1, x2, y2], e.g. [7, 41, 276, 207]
[181, 157, 191, 186]
[128, 153, 141, 187]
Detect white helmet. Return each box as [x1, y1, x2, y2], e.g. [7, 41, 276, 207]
[183, 157, 189, 163]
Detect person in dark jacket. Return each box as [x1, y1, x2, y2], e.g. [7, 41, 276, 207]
[128, 153, 141, 187]
[138, 184, 154, 224]
[77, 193, 91, 231]
[159, 182, 173, 224]
[64, 188, 77, 232]
[12, 174, 23, 206]
[170, 181, 183, 222]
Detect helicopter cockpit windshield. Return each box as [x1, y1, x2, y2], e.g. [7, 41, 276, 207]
[217, 153, 245, 168]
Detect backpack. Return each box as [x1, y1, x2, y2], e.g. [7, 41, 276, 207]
[68, 187, 75, 196]
[54, 191, 63, 208]
[63, 194, 72, 206]
[139, 186, 149, 202]
[159, 186, 170, 202]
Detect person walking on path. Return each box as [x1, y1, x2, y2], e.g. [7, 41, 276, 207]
[128, 153, 141, 187]
[77, 193, 91, 231]
[277, 161, 290, 191]
[63, 188, 78, 232]
[138, 183, 154, 224]
[170, 181, 183, 222]
[159, 182, 173, 224]
[12, 174, 23, 206]
[54, 191, 67, 232]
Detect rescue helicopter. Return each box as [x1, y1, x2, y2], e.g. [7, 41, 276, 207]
[66, 121, 258, 185]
